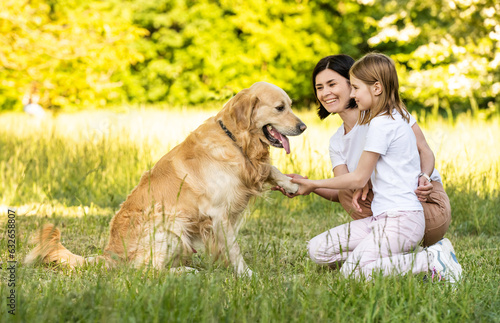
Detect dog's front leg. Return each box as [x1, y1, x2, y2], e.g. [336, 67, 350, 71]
[268, 166, 299, 194]
[212, 217, 252, 277]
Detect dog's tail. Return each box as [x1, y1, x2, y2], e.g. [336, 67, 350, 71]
[24, 224, 89, 267]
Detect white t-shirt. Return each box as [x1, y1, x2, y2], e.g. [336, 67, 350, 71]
[329, 113, 442, 182]
[329, 123, 368, 173]
[363, 111, 423, 216]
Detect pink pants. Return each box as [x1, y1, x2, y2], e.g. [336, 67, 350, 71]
[338, 181, 451, 247]
[308, 210, 429, 279]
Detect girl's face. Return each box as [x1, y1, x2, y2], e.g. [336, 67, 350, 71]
[349, 75, 377, 111]
[315, 69, 352, 114]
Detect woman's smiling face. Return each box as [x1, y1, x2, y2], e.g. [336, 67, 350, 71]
[315, 69, 352, 114]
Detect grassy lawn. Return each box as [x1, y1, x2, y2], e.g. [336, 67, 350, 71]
[0, 108, 499, 322]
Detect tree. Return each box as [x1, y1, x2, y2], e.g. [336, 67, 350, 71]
[1, 0, 497, 114]
[124, 0, 375, 106]
[366, 0, 500, 116]
[0, 0, 145, 110]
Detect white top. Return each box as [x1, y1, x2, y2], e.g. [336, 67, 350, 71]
[363, 111, 423, 216]
[329, 113, 442, 182]
[329, 123, 368, 173]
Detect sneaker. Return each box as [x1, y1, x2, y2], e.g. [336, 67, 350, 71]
[426, 238, 463, 284]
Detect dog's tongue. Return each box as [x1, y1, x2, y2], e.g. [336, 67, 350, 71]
[270, 128, 291, 154]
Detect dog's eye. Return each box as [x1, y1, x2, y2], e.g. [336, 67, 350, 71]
[276, 105, 285, 112]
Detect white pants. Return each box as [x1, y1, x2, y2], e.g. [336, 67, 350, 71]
[308, 211, 429, 279]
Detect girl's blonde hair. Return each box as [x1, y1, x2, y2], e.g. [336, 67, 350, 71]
[350, 53, 410, 125]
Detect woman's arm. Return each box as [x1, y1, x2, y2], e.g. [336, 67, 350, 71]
[412, 123, 435, 201]
[292, 151, 380, 195]
[412, 123, 435, 176]
[312, 188, 339, 201]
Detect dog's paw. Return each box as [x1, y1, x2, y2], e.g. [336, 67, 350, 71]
[279, 180, 298, 194]
[169, 266, 199, 274]
[236, 265, 253, 277]
[285, 182, 299, 194]
[242, 268, 253, 277]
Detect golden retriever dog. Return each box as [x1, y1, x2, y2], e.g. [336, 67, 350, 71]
[24, 82, 306, 276]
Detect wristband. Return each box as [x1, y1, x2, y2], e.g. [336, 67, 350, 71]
[418, 172, 431, 182]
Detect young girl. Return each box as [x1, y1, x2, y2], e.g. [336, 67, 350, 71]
[292, 53, 462, 282]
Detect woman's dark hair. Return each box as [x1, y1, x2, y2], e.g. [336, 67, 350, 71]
[312, 54, 357, 120]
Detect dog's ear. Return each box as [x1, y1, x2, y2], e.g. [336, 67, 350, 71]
[228, 90, 259, 130]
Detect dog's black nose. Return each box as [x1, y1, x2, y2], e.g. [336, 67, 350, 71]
[297, 123, 307, 133]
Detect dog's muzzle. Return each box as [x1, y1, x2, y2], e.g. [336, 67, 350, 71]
[297, 122, 307, 133]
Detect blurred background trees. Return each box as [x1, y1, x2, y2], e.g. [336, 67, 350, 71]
[1, 0, 498, 116]
[0, 0, 145, 110]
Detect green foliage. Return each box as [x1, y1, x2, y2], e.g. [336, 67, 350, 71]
[0, 0, 145, 110]
[124, 0, 372, 105]
[367, 0, 500, 116]
[0, 0, 498, 113]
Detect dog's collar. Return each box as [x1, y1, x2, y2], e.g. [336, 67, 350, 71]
[218, 120, 259, 171]
[218, 120, 236, 142]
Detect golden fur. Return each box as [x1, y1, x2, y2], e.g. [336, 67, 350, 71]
[24, 82, 306, 276]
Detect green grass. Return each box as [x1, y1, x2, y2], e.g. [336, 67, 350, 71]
[0, 109, 499, 322]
